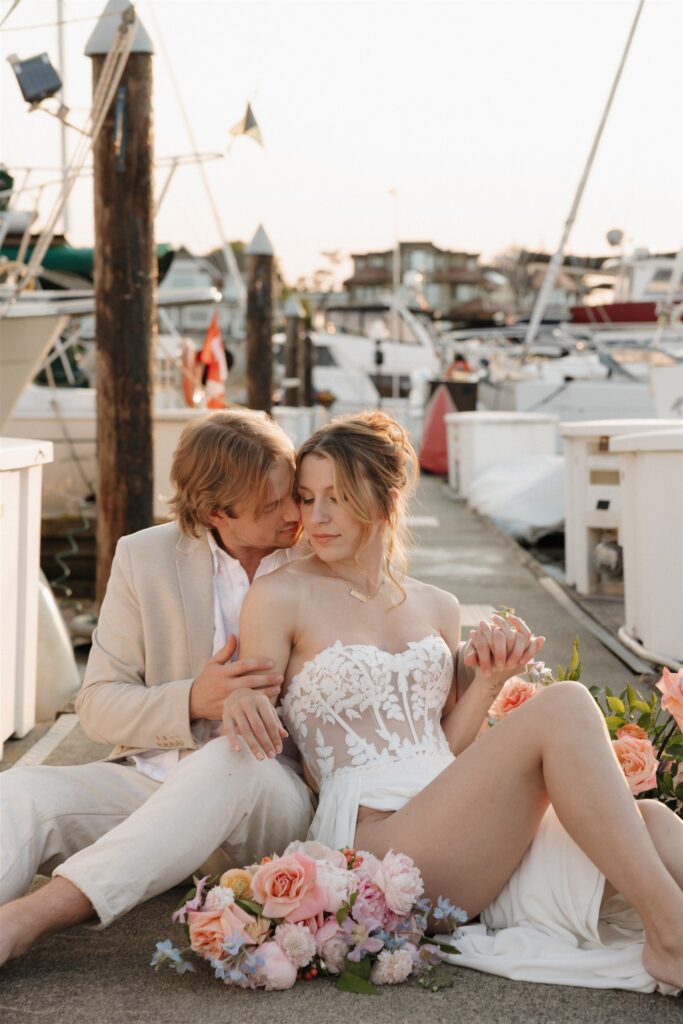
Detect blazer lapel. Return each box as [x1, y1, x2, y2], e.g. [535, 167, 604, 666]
[175, 532, 215, 680]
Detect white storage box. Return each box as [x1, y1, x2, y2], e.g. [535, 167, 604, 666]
[445, 411, 557, 499]
[561, 419, 681, 595]
[0, 437, 54, 758]
[610, 428, 683, 664]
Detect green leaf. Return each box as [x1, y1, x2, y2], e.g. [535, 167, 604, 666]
[659, 771, 674, 796]
[343, 956, 373, 980]
[604, 715, 625, 732]
[335, 972, 378, 995]
[336, 906, 349, 926]
[428, 940, 461, 955]
[675, 783, 683, 802]
[626, 683, 638, 709]
[236, 898, 263, 916]
[588, 686, 602, 698]
[631, 700, 651, 714]
[666, 744, 683, 758]
[606, 696, 626, 714]
[349, 890, 358, 908]
[637, 712, 652, 729]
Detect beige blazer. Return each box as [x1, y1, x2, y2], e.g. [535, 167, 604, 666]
[75, 522, 215, 762]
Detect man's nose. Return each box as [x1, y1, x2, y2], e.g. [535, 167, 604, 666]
[282, 494, 301, 523]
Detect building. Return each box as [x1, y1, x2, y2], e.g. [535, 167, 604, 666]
[343, 241, 505, 325]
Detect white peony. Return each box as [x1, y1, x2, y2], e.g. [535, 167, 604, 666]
[203, 885, 235, 912]
[370, 948, 415, 985]
[316, 861, 358, 914]
[274, 923, 317, 969]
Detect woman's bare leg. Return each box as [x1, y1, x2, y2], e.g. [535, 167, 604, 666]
[354, 682, 683, 988]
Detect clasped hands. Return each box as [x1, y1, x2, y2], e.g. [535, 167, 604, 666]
[463, 612, 545, 691]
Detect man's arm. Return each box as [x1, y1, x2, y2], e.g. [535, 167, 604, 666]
[74, 536, 198, 751]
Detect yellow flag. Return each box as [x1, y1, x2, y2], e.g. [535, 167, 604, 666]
[228, 102, 263, 146]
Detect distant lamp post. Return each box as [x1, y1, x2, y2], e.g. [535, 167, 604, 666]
[369, 318, 388, 409]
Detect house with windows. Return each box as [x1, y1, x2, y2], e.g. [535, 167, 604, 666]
[343, 242, 506, 325]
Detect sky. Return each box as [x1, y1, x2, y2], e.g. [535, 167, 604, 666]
[1, 0, 681, 286]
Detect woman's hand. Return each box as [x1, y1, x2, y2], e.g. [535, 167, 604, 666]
[463, 613, 545, 688]
[221, 688, 288, 760]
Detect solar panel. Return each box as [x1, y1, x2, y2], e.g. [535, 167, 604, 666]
[12, 53, 62, 104]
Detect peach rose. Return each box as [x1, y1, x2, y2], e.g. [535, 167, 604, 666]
[187, 903, 253, 959]
[612, 728, 659, 796]
[488, 676, 541, 721]
[251, 852, 327, 923]
[656, 668, 683, 734]
[616, 722, 648, 740]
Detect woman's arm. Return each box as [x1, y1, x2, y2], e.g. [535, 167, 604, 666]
[221, 571, 298, 760]
[438, 597, 544, 755]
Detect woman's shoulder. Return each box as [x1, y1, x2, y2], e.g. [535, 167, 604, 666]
[251, 554, 322, 597]
[403, 575, 459, 614]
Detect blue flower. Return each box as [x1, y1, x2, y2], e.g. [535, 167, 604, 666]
[432, 897, 468, 929]
[221, 933, 248, 957]
[150, 939, 182, 967]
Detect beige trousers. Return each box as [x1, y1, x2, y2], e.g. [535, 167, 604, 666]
[0, 738, 314, 926]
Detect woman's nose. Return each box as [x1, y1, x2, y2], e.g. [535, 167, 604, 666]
[311, 499, 329, 523]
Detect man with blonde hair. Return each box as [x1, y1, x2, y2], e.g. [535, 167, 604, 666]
[0, 410, 314, 962]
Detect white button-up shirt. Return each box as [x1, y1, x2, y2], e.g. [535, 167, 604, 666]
[131, 535, 303, 782]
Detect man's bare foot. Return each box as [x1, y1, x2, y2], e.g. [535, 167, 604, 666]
[0, 878, 94, 967]
[643, 937, 683, 992]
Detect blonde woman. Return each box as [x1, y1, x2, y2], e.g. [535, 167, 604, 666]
[225, 411, 683, 994]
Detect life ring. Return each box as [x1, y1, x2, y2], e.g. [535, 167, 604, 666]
[181, 339, 201, 407]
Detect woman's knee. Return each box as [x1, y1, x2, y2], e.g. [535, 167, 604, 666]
[535, 679, 599, 718]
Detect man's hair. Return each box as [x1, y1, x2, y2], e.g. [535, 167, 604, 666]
[169, 410, 295, 537]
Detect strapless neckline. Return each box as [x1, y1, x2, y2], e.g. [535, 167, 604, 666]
[284, 634, 451, 702]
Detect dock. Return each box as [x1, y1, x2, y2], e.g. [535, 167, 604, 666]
[0, 474, 676, 1024]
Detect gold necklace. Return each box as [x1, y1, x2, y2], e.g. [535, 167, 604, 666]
[348, 578, 386, 603]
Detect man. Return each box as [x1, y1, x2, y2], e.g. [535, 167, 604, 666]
[0, 410, 314, 963]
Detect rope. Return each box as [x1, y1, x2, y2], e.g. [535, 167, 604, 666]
[0, 7, 137, 317]
[0, 8, 123, 32]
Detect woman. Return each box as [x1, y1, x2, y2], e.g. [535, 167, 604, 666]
[224, 411, 683, 994]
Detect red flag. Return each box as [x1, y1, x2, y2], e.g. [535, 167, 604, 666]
[199, 312, 228, 409]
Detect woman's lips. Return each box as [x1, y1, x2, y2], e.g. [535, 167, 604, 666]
[312, 534, 339, 544]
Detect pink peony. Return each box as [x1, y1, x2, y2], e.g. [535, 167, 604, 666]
[352, 877, 392, 930]
[315, 919, 350, 975]
[612, 727, 659, 795]
[371, 850, 424, 916]
[251, 852, 327, 923]
[187, 903, 253, 960]
[274, 923, 317, 969]
[253, 941, 298, 990]
[656, 668, 683, 734]
[488, 676, 541, 721]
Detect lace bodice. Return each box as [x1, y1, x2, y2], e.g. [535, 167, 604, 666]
[280, 634, 454, 787]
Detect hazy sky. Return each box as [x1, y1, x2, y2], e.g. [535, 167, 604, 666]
[1, 0, 681, 284]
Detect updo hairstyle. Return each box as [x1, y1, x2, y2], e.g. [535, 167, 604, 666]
[296, 411, 419, 598]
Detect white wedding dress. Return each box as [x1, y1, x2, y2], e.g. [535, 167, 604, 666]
[280, 634, 678, 995]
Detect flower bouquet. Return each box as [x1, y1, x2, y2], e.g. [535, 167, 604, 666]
[151, 841, 464, 993]
[487, 639, 683, 817]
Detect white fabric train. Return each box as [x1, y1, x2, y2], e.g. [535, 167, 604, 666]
[280, 634, 678, 995]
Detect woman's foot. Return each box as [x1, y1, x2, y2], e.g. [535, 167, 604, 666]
[0, 901, 37, 965]
[643, 935, 683, 991]
[0, 878, 94, 967]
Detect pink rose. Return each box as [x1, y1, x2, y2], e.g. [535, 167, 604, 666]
[674, 762, 683, 787]
[187, 903, 252, 959]
[612, 727, 659, 795]
[251, 853, 327, 923]
[253, 941, 298, 990]
[372, 850, 424, 916]
[488, 676, 541, 721]
[656, 668, 683, 734]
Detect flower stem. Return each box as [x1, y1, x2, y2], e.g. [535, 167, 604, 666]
[656, 717, 679, 759]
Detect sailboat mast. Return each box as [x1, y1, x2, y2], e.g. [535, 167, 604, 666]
[57, 0, 69, 235]
[522, 0, 645, 353]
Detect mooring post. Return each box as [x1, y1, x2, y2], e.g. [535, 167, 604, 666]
[245, 224, 274, 414]
[86, 1, 156, 602]
[283, 295, 304, 407]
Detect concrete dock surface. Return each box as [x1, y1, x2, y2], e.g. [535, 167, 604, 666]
[1, 475, 677, 1023]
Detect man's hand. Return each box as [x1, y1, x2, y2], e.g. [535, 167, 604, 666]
[189, 635, 283, 721]
[221, 687, 288, 760]
[463, 613, 545, 688]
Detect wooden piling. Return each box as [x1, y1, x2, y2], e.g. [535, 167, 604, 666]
[283, 295, 304, 407]
[245, 225, 274, 414]
[300, 331, 314, 408]
[86, 7, 156, 602]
